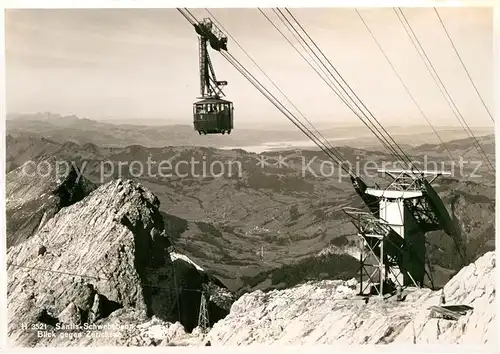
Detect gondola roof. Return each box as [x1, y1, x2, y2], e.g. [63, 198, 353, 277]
[194, 98, 233, 104]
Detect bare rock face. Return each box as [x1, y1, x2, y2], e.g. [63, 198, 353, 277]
[206, 252, 496, 346]
[58, 302, 83, 326]
[394, 251, 496, 344]
[7, 179, 233, 347]
[6, 157, 96, 248]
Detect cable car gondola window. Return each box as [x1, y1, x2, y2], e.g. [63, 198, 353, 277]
[193, 99, 233, 135]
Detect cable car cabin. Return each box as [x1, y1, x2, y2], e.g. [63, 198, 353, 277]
[193, 98, 233, 135]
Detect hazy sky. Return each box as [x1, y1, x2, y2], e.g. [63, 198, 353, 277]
[5, 7, 494, 128]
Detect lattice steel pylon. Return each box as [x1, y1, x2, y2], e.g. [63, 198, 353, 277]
[344, 207, 409, 296]
[345, 169, 454, 297]
[198, 292, 210, 333]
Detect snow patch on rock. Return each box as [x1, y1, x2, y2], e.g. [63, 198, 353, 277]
[170, 252, 204, 272]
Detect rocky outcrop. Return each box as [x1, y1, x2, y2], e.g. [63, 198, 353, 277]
[206, 251, 496, 346]
[7, 179, 233, 347]
[6, 157, 96, 248]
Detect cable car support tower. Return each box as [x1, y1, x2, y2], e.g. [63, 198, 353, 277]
[344, 169, 460, 297]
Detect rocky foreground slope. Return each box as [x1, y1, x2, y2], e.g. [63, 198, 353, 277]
[7, 179, 233, 347]
[5, 162, 496, 347]
[206, 251, 496, 346]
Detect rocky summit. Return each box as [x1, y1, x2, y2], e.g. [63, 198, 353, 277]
[7, 179, 233, 347]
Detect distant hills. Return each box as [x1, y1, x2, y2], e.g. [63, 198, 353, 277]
[7, 112, 494, 150]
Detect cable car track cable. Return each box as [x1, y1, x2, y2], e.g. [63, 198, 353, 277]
[355, 9, 460, 172]
[279, 8, 417, 171]
[394, 7, 494, 173]
[268, 9, 411, 171]
[273, 8, 407, 164]
[280, 8, 417, 171]
[391, 7, 481, 269]
[178, 8, 197, 25]
[221, 50, 354, 176]
[433, 7, 494, 123]
[259, 8, 384, 165]
[263, 8, 397, 160]
[265, 9, 355, 111]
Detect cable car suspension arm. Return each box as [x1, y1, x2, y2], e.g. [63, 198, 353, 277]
[201, 38, 225, 98]
[180, 8, 228, 99]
